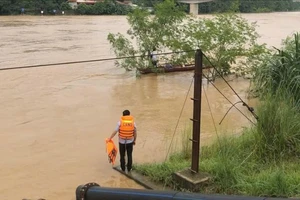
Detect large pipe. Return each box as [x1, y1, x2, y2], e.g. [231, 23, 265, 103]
[76, 183, 299, 200]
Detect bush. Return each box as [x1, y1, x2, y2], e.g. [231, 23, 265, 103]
[253, 32, 300, 106]
[75, 1, 132, 15]
[60, 2, 72, 11]
[253, 89, 300, 162]
[199, 0, 299, 14]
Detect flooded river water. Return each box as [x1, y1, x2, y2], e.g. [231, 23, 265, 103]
[0, 12, 299, 199]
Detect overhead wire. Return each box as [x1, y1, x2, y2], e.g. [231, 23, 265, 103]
[0, 50, 196, 72]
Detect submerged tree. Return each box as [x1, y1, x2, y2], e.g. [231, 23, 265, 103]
[107, 0, 187, 72]
[169, 13, 270, 77]
[107, 0, 268, 77]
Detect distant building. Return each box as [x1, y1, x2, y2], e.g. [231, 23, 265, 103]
[68, 0, 132, 9]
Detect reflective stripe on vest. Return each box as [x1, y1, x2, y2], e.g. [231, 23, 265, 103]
[119, 115, 134, 139]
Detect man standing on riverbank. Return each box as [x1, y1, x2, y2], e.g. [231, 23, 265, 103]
[109, 110, 137, 173]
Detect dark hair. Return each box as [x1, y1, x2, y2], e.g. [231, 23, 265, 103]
[123, 110, 130, 116]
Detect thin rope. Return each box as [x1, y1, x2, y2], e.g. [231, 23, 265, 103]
[164, 77, 194, 162]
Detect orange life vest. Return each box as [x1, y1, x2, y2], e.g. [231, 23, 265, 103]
[106, 138, 117, 166]
[119, 115, 135, 140]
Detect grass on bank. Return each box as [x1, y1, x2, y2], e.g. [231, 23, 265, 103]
[134, 90, 300, 197]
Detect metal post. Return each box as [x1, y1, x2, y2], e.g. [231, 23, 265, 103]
[190, 49, 203, 173]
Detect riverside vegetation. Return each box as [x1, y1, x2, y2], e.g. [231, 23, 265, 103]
[132, 0, 300, 13]
[133, 32, 300, 198]
[2, 0, 300, 15]
[0, 0, 132, 15]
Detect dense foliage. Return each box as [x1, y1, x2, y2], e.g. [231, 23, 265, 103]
[2, 0, 300, 15]
[253, 33, 300, 106]
[132, 0, 162, 7]
[199, 0, 300, 13]
[75, 1, 132, 15]
[0, 0, 71, 15]
[133, 0, 300, 13]
[107, 0, 268, 77]
[108, 0, 188, 72]
[0, 0, 131, 15]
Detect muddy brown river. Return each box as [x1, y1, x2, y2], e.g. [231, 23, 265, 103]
[1, 12, 299, 199]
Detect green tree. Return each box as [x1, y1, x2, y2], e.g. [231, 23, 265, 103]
[75, 4, 88, 14]
[199, 0, 299, 14]
[0, 0, 80, 15]
[107, 0, 268, 77]
[132, 0, 163, 7]
[60, 2, 72, 11]
[0, 0, 12, 14]
[181, 13, 269, 77]
[107, 0, 187, 71]
[74, 0, 132, 15]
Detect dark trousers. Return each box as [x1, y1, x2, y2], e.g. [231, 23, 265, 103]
[119, 142, 133, 171]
